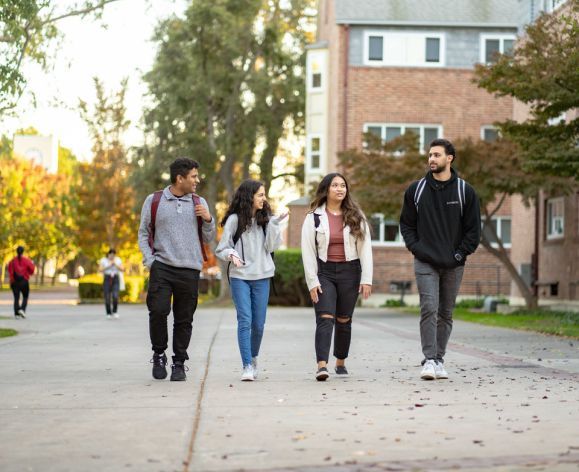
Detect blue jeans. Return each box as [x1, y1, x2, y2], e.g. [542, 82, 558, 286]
[230, 278, 270, 367]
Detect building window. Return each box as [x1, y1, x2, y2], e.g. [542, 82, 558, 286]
[369, 214, 404, 245]
[481, 126, 500, 142]
[307, 135, 322, 171]
[546, 197, 564, 239]
[364, 32, 444, 67]
[307, 51, 325, 92]
[364, 123, 442, 153]
[425, 37, 440, 62]
[481, 34, 516, 64]
[311, 73, 322, 89]
[482, 217, 512, 247]
[368, 36, 383, 61]
[546, 0, 568, 12]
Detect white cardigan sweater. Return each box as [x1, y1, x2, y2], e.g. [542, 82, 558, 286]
[301, 204, 373, 291]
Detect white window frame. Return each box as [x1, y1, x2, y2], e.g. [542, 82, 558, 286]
[363, 123, 443, 153]
[481, 125, 500, 142]
[369, 214, 405, 247]
[545, 0, 568, 13]
[546, 197, 565, 240]
[483, 216, 512, 248]
[306, 52, 325, 93]
[306, 134, 323, 173]
[480, 34, 517, 64]
[363, 31, 446, 67]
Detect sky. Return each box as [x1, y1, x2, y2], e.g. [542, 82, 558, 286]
[3, 0, 187, 161]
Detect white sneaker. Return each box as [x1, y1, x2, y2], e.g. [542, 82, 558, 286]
[251, 357, 258, 379]
[420, 359, 436, 380]
[17, 309, 26, 319]
[106, 314, 112, 320]
[435, 361, 448, 379]
[241, 365, 254, 381]
[113, 313, 120, 319]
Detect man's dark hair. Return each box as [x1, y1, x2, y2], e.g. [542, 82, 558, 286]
[107, 248, 116, 255]
[170, 157, 199, 183]
[429, 138, 456, 162]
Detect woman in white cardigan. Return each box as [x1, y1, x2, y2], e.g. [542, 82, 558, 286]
[301, 173, 373, 381]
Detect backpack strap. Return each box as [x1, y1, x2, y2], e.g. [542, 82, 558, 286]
[147, 191, 163, 253]
[414, 178, 427, 210]
[313, 212, 321, 259]
[192, 193, 208, 262]
[457, 178, 466, 217]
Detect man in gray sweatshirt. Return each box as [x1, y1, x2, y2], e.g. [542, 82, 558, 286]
[138, 158, 216, 381]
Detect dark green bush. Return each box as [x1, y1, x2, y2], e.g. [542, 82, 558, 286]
[269, 249, 310, 307]
[455, 298, 484, 309]
[78, 274, 146, 303]
[382, 299, 406, 307]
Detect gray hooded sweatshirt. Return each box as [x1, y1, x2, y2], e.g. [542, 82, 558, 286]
[215, 214, 283, 280]
[138, 186, 216, 270]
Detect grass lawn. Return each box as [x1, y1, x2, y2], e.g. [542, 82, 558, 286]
[402, 307, 579, 338]
[0, 328, 17, 338]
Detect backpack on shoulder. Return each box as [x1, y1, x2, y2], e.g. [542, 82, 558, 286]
[414, 177, 466, 216]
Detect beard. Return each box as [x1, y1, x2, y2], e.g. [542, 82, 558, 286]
[431, 163, 446, 173]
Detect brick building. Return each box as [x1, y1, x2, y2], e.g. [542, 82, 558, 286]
[288, 0, 573, 304]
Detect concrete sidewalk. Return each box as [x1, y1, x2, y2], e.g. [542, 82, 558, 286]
[0, 302, 578, 472]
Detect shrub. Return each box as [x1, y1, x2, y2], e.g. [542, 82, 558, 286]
[269, 249, 310, 307]
[78, 274, 146, 303]
[382, 299, 406, 307]
[455, 298, 484, 309]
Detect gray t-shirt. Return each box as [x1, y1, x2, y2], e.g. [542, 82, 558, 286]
[138, 186, 216, 270]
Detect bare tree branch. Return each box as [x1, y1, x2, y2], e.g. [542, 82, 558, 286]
[40, 0, 123, 26]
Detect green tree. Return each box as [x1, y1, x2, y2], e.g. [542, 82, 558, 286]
[339, 133, 572, 308]
[77, 78, 138, 266]
[0, 0, 121, 114]
[474, 4, 579, 178]
[135, 0, 313, 208]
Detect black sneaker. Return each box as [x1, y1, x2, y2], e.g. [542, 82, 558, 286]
[170, 362, 188, 381]
[151, 353, 168, 380]
[316, 367, 329, 381]
[335, 365, 349, 376]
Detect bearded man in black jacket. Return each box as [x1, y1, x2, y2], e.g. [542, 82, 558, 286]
[400, 138, 481, 381]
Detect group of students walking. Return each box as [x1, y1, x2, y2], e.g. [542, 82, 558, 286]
[137, 138, 481, 383]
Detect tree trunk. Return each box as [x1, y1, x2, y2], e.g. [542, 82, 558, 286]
[481, 205, 538, 309]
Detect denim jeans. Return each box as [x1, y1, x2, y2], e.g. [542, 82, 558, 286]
[414, 258, 464, 363]
[103, 274, 120, 315]
[230, 277, 270, 367]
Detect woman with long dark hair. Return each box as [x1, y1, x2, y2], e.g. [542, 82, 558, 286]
[216, 179, 287, 381]
[301, 173, 373, 381]
[7, 246, 36, 319]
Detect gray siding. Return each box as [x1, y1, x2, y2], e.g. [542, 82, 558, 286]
[349, 26, 517, 69]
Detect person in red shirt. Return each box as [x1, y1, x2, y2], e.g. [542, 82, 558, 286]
[7, 246, 36, 319]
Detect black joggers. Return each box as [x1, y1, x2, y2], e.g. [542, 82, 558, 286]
[146, 261, 200, 363]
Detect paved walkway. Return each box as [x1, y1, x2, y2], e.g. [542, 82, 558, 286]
[0, 297, 578, 472]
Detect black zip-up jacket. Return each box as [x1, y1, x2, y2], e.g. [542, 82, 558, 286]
[399, 168, 481, 269]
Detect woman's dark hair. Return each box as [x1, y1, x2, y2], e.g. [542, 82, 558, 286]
[309, 173, 366, 240]
[16, 246, 24, 258]
[429, 138, 456, 162]
[107, 248, 116, 255]
[221, 180, 271, 239]
[169, 157, 199, 183]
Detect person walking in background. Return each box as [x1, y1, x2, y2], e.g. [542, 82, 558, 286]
[215, 180, 287, 382]
[98, 248, 124, 319]
[301, 173, 373, 381]
[138, 157, 216, 382]
[7, 246, 35, 319]
[399, 139, 481, 381]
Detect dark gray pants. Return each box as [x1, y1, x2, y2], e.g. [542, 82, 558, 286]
[414, 259, 464, 363]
